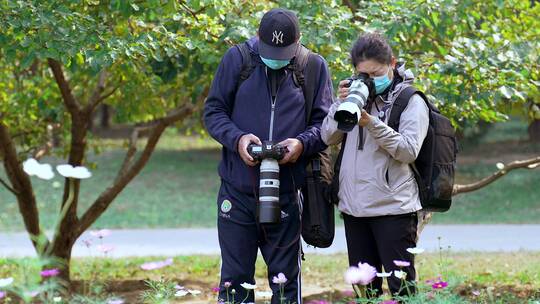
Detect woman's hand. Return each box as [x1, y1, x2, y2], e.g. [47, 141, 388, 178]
[337, 79, 350, 100]
[359, 110, 374, 127]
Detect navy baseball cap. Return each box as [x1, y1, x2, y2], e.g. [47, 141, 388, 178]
[258, 8, 300, 60]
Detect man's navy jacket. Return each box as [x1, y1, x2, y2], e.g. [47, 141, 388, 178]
[204, 37, 333, 194]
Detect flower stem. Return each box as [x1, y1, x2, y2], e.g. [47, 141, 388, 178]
[241, 289, 250, 303]
[352, 284, 366, 299]
[46, 178, 75, 256]
[280, 283, 285, 304]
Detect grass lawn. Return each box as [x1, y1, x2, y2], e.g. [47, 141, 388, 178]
[0, 120, 539, 231]
[1, 252, 539, 303]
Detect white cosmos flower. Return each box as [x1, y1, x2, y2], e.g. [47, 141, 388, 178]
[0, 277, 14, 287]
[188, 289, 201, 295]
[376, 272, 392, 278]
[394, 270, 407, 279]
[23, 158, 55, 180]
[256, 291, 273, 298]
[496, 162, 505, 170]
[240, 282, 257, 290]
[56, 164, 92, 179]
[406, 247, 425, 255]
[175, 290, 189, 297]
[53, 296, 62, 302]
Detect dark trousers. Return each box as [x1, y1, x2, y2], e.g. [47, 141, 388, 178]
[343, 212, 418, 297]
[217, 181, 302, 304]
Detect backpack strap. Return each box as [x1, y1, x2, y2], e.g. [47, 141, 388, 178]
[291, 45, 319, 125]
[235, 42, 255, 92]
[387, 86, 430, 132]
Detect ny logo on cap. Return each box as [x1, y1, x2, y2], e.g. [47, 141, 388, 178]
[272, 30, 284, 45]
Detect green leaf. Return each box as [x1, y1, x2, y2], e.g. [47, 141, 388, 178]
[499, 86, 512, 99]
[20, 53, 36, 70]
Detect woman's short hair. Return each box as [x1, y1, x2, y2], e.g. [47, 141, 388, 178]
[350, 32, 393, 67]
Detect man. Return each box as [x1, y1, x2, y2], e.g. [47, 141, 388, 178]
[204, 8, 332, 304]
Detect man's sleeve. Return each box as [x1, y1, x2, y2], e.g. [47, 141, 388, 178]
[296, 56, 333, 157]
[203, 47, 247, 152]
[365, 94, 429, 163]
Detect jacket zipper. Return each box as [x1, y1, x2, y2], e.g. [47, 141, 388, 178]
[266, 67, 285, 142]
[269, 96, 277, 141]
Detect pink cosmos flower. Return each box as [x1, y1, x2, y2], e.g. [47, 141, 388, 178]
[306, 301, 330, 304]
[97, 244, 115, 254]
[90, 229, 111, 238]
[344, 262, 376, 285]
[40, 268, 60, 278]
[31, 291, 39, 297]
[0, 291, 5, 299]
[140, 258, 173, 271]
[432, 280, 449, 289]
[472, 290, 481, 296]
[82, 239, 92, 248]
[393, 260, 411, 267]
[380, 300, 399, 304]
[212, 287, 220, 293]
[223, 281, 232, 288]
[272, 273, 287, 284]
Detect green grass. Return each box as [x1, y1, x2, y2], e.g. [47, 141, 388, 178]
[0, 120, 539, 230]
[1, 252, 539, 303]
[431, 162, 540, 224]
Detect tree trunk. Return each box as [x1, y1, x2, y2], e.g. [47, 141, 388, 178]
[528, 119, 540, 142]
[50, 233, 76, 285]
[99, 104, 111, 128]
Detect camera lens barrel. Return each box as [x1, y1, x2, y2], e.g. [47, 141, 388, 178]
[344, 79, 367, 109]
[258, 159, 281, 224]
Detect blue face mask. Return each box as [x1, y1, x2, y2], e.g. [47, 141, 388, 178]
[260, 56, 290, 70]
[373, 67, 393, 94]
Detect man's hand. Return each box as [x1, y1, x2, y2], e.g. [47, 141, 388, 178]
[359, 110, 374, 127]
[337, 79, 350, 100]
[278, 138, 304, 165]
[238, 134, 262, 166]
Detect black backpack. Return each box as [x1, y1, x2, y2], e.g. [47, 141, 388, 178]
[235, 42, 335, 247]
[387, 86, 458, 212]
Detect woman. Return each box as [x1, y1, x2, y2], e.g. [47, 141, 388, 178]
[322, 33, 429, 297]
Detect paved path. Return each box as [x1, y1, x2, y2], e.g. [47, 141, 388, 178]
[1, 225, 539, 257]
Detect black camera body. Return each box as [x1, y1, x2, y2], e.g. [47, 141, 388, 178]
[247, 141, 286, 162]
[346, 73, 375, 93]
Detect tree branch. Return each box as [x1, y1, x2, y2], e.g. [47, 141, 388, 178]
[417, 156, 540, 238]
[115, 128, 140, 182]
[453, 156, 540, 195]
[0, 177, 18, 195]
[76, 104, 193, 236]
[47, 58, 81, 117]
[0, 121, 48, 249]
[342, 0, 367, 22]
[85, 69, 108, 114]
